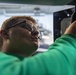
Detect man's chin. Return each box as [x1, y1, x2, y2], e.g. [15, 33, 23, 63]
[32, 45, 38, 51]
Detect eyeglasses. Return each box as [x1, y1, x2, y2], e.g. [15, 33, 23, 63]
[2, 20, 42, 39]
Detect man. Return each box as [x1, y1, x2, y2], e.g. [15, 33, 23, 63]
[0, 16, 76, 75]
[0, 16, 39, 57]
[0, 33, 3, 50]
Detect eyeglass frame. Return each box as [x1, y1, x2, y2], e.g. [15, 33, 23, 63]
[0, 20, 42, 39]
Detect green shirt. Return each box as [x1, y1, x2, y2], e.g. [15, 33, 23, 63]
[0, 34, 76, 75]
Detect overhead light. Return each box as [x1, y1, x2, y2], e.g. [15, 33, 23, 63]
[0, 3, 21, 9]
[34, 7, 40, 12]
[34, 7, 41, 16]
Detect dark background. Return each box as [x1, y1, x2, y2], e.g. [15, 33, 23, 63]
[0, 0, 72, 5]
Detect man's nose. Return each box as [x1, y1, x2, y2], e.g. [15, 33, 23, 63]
[31, 30, 39, 36]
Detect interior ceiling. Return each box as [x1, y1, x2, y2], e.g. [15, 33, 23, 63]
[0, 3, 75, 15]
[0, 0, 72, 5]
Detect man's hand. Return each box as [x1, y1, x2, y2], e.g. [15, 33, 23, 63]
[64, 21, 76, 36]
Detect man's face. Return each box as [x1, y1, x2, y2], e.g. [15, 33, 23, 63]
[7, 20, 39, 55]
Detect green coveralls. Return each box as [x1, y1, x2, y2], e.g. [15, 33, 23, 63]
[0, 34, 76, 75]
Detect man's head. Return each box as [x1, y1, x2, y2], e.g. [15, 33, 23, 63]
[0, 16, 39, 57]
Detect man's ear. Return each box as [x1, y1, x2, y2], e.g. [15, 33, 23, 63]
[0, 30, 9, 39]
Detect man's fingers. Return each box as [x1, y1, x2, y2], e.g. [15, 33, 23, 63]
[64, 21, 76, 35]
